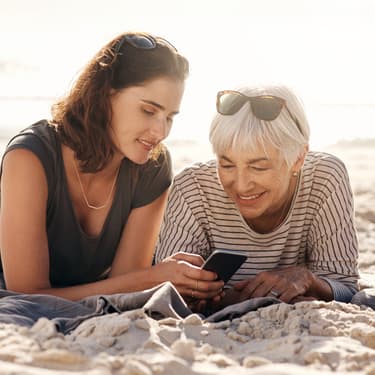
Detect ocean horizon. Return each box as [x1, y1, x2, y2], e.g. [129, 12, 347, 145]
[1, 96, 375, 151]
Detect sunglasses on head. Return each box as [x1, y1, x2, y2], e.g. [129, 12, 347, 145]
[114, 33, 177, 55]
[216, 90, 302, 134]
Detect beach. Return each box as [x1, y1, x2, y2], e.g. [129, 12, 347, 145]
[0, 139, 374, 374]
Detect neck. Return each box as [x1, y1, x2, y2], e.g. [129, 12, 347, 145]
[64, 146, 122, 211]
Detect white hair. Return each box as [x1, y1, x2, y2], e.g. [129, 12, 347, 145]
[209, 84, 310, 168]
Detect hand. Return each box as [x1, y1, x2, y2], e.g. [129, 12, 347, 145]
[233, 266, 318, 303]
[187, 290, 226, 314]
[154, 252, 224, 300]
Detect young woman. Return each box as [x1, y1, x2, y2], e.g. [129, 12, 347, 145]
[0, 32, 223, 301]
[155, 84, 360, 308]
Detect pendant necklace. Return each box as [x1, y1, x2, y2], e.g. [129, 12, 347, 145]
[73, 160, 120, 210]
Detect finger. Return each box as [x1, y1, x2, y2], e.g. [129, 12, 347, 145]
[247, 281, 272, 298]
[196, 279, 224, 293]
[194, 299, 207, 313]
[178, 279, 223, 300]
[211, 294, 221, 303]
[184, 288, 222, 301]
[233, 279, 250, 290]
[191, 279, 224, 300]
[195, 290, 224, 300]
[279, 289, 308, 303]
[171, 252, 205, 267]
[263, 280, 289, 299]
[169, 260, 218, 283]
[239, 278, 265, 298]
[183, 265, 219, 282]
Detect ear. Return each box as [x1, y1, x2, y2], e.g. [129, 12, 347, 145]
[292, 144, 308, 174]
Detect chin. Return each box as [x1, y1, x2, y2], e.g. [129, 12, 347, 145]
[240, 207, 262, 221]
[128, 154, 151, 165]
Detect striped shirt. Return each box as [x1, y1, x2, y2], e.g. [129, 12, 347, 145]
[155, 151, 359, 302]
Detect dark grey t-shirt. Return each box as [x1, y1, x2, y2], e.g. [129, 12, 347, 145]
[0, 120, 172, 287]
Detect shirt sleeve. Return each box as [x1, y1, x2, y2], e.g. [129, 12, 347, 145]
[154, 169, 211, 263]
[307, 156, 359, 302]
[132, 148, 173, 208]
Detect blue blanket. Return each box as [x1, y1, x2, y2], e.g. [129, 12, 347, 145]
[0, 282, 280, 334]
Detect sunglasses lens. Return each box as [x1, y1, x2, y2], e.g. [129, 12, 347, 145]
[218, 92, 248, 115]
[125, 34, 156, 49]
[251, 96, 284, 121]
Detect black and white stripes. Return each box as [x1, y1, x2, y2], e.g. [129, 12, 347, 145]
[155, 151, 359, 294]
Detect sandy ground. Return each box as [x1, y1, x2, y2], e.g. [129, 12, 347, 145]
[0, 139, 374, 375]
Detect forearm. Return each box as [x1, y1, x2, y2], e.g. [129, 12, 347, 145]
[318, 276, 357, 302]
[15, 268, 159, 301]
[307, 260, 359, 302]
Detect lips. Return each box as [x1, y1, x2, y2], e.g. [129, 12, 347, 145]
[236, 191, 265, 206]
[238, 193, 262, 200]
[137, 138, 157, 151]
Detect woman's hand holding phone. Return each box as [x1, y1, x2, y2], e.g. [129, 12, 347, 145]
[158, 252, 224, 301]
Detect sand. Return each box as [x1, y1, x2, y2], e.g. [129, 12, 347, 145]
[0, 139, 375, 375]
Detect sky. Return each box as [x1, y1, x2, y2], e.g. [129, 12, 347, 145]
[1, 0, 375, 147]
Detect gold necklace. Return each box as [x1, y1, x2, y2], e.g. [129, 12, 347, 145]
[73, 160, 120, 210]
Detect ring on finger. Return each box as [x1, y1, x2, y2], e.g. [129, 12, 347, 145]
[191, 289, 195, 299]
[269, 289, 281, 298]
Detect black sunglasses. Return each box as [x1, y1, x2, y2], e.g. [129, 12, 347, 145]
[114, 33, 177, 55]
[216, 90, 303, 134]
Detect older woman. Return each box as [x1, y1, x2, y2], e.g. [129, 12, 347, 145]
[155, 84, 359, 307]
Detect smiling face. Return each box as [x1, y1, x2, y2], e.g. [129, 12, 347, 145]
[109, 76, 184, 164]
[217, 145, 303, 232]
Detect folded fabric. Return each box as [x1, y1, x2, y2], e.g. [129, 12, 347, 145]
[0, 282, 280, 334]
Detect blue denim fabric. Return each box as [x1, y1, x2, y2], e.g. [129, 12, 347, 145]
[351, 288, 375, 310]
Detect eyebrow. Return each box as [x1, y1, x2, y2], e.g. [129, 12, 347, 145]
[219, 155, 270, 164]
[141, 99, 180, 115]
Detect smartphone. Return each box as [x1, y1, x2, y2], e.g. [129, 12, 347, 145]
[202, 249, 247, 283]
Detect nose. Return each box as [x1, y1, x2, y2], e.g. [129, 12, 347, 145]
[235, 170, 255, 194]
[150, 117, 170, 141]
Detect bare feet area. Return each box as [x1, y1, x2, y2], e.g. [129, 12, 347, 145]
[0, 139, 374, 375]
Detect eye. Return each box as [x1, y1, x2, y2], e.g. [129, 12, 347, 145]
[143, 108, 155, 116]
[251, 166, 268, 171]
[220, 164, 234, 169]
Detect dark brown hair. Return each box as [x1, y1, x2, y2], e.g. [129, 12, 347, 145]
[51, 32, 189, 172]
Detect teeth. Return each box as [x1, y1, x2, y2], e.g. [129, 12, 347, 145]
[239, 193, 261, 200]
[139, 139, 154, 148]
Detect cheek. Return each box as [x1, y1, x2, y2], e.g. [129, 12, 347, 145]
[218, 171, 236, 198]
[269, 174, 289, 196]
[217, 170, 229, 188]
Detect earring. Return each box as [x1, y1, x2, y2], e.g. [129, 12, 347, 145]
[292, 171, 298, 177]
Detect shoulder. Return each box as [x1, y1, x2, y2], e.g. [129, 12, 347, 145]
[304, 150, 349, 181]
[170, 159, 227, 205]
[304, 150, 347, 171]
[173, 159, 218, 186]
[1, 147, 48, 195]
[5, 120, 59, 156]
[301, 150, 352, 199]
[2, 120, 60, 191]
